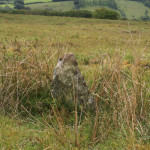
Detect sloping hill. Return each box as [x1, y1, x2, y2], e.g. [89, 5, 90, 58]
[26, 0, 150, 19]
[25, 0, 52, 4]
[25, 1, 74, 11]
[116, 0, 150, 20]
[0, 0, 150, 20]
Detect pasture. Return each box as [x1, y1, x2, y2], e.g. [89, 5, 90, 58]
[0, 13, 150, 149]
[0, 4, 13, 8]
[116, 0, 150, 20]
[25, 0, 52, 4]
[25, 1, 74, 10]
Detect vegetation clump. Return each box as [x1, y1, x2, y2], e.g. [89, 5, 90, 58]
[93, 8, 120, 19]
[14, 0, 25, 9]
[0, 8, 121, 19]
[65, 10, 92, 18]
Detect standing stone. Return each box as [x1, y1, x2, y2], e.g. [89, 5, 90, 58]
[51, 53, 93, 106]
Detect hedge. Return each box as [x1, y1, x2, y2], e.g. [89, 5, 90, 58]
[0, 8, 120, 20]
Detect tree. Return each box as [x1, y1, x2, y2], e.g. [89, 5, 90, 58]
[141, 10, 150, 20]
[74, 0, 80, 9]
[14, 0, 25, 9]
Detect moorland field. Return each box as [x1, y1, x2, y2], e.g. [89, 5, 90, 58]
[0, 13, 150, 149]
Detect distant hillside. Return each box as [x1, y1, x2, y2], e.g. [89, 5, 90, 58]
[0, 0, 150, 20]
[129, 0, 150, 8]
[116, 0, 150, 20]
[74, 0, 150, 19]
[74, 0, 117, 9]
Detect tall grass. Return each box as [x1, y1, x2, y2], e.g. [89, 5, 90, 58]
[0, 39, 55, 114]
[0, 14, 150, 148]
[0, 36, 149, 149]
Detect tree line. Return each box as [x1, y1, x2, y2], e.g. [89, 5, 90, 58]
[0, 8, 121, 20]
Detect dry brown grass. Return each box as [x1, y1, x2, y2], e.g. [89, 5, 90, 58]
[0, 14, 150, 149]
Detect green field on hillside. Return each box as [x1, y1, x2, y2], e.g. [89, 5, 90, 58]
[116, 0, 150, 20]
[26, 1, 74, 10]
[0, 4, 13, 8]
[0, 13, 150, 149]
[25, 0, 52, 4]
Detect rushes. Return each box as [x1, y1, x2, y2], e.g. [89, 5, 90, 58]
[0, 37, 150, 149]
[0, 14, 150, 149]
[0, 39, 54, 113]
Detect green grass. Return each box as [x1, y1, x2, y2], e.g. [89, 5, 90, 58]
[0, 13, 150, 149]
[115, 0, 150, 20]
[0, 4, 14, 8]
[0, 114, 65, 149]
[1, 114, 150, 149]
[26, 1, 74, 10]
[24, 0, 52, 4]
[79, 5, 111, 11]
